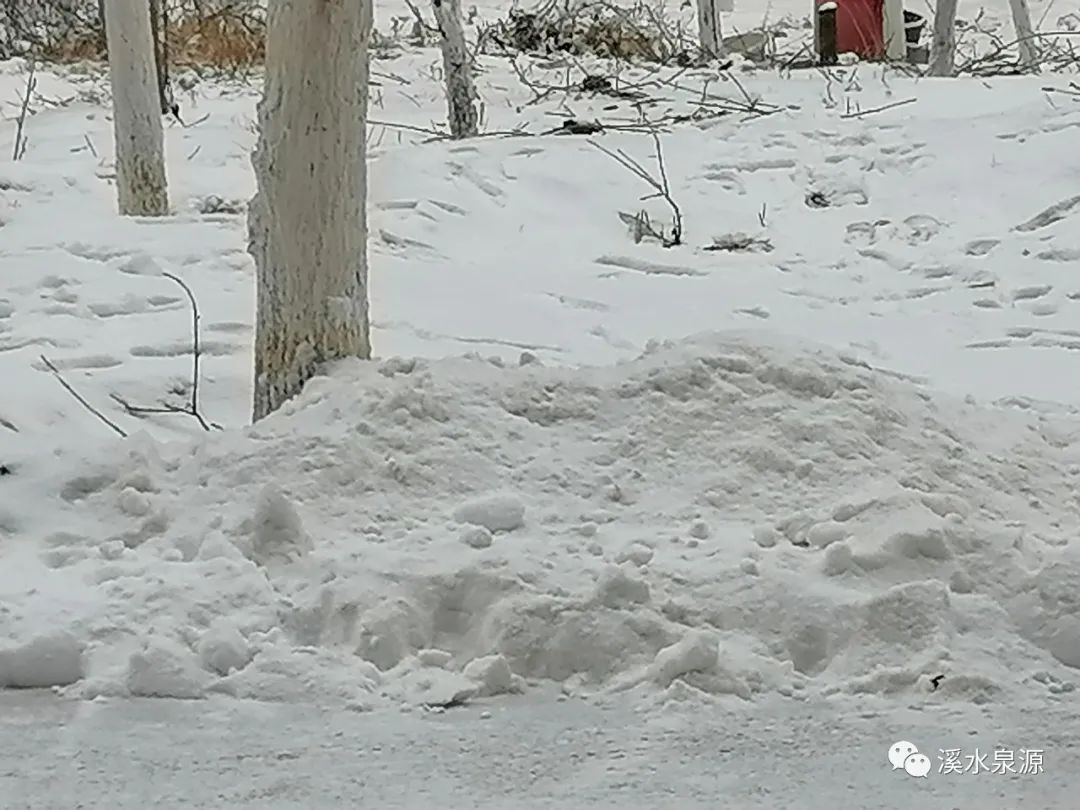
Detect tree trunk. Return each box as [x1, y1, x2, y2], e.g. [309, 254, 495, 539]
[248, 0, 373, 422]
[432, 0, 478, 138]
[882, 0, 906, 60]
[98, 0, 107, 53]
[104, 0, 169, 216]
[1008, 0, 1039, 70]
[148, 0, 172, 114]
[697, 0, 724, 60]
[927, 0, 958, 76]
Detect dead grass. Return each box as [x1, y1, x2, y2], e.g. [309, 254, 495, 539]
[16, 8, 265, 70]
[478, 0, 697, 65]
[170, 12, 264, 71]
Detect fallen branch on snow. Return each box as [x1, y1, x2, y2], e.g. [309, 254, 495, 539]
[840, 97, 916, 119]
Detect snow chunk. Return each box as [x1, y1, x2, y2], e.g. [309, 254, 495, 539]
[615, 543, 654, 566]
[454, 493, 525, 532]
[807, 521, 847, 548]
[197, 621, 253, 676]
[393, 663, 477, 707]
[460, 526, 493, 549]
[648, 630, 719, 687]
[1049, 618, 1080, 669]
[689, 520, 710, 540]
[127, 636, 210, 699]
[593, 564, 650, 608]
[417, 649, 453, 668]
[213, 643, 379, 709]
[752, 525, 779, 548]
[463, 654, 522, 697]
[0, 631, 84, 688]
[822, 541, 853, 576]
[886, 528, 951, 560]
[250, 485, 311, 565]
[786, 623, 830, 675]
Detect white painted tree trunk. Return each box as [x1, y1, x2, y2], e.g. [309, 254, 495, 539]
[928, 0, 959, 76]
[882, 0, 906, 60]
[104, 0, 168, 216]
[1008, 0, 1039, 70]
[248, 0, 373, 421]
[698, 0, 725, 60]
[431, 0, 478, 138]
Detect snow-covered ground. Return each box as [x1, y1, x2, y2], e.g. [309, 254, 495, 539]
[4, 0, 1080, 802]
[3, 689, 1079, 808]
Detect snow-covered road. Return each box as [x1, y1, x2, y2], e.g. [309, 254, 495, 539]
[3, 690, 1077, 808]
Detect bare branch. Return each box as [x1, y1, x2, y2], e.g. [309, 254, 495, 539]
[590, 127, 682, 247]
[109, 273, 218, 431]
[13, 59, 36, 161]
[40, 354, 128, 438]
[839, 97, 916, 119]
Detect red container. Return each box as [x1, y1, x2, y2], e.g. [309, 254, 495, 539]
[817, 0, 885, 59]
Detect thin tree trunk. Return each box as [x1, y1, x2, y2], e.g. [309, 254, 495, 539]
[248, 0, 373, 422]
[98, 0, 107, 53]
[432, 0, 478, 138]
[104, 0, 169, 216]
[927, 0, 958, 76]
[148, 0, 171, 114]
[697, 0, 724, 60]
[1008, 0, 1039, 70]
[882, 0, 906, 60]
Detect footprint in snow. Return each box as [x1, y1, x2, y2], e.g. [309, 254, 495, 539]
[964, 238, 1000, 257]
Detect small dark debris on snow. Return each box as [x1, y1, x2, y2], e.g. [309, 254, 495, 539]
[704, 232, 774, 253]
[422, 693, 473, 711]
[805, 191, 830, 209]
[581, 74, 613, 93]
[193, 195, 246, 215]
[549, 119, 604, 136]
[578, 75, 649, 100]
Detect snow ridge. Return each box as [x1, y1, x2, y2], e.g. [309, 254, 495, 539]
[5, 331, 1079, 709]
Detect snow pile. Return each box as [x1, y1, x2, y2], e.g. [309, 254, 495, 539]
[5, 331, 1080, 708]
[0, 631, 84, 689]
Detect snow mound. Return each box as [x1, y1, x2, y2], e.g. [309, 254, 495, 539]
[0, 631, 84, 688]
[8, 332, 1080, 708]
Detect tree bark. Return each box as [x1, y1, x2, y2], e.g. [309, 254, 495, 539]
[882, 0, 906, 60]
[104, 0, 169, 216]
[432, 0, 478, 138]
[697, 0, 724, 60]
[928, 0, 958, 76]
[248, 0, 373, 422]
[148, 0, 172, 114]
[1008, 0, 1039, 70]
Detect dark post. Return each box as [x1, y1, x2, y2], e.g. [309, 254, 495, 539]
[817, 1, 838, 66]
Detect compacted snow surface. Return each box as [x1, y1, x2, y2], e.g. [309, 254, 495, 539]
[3, 0, 1080, 803]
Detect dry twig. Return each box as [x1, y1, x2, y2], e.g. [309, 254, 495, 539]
[840, 97, 916, 119]
[110, 273, 218, 431]
[591, 128, 682, 246]
[13, 59, 36, 161]
[40, 354, 128, 438]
